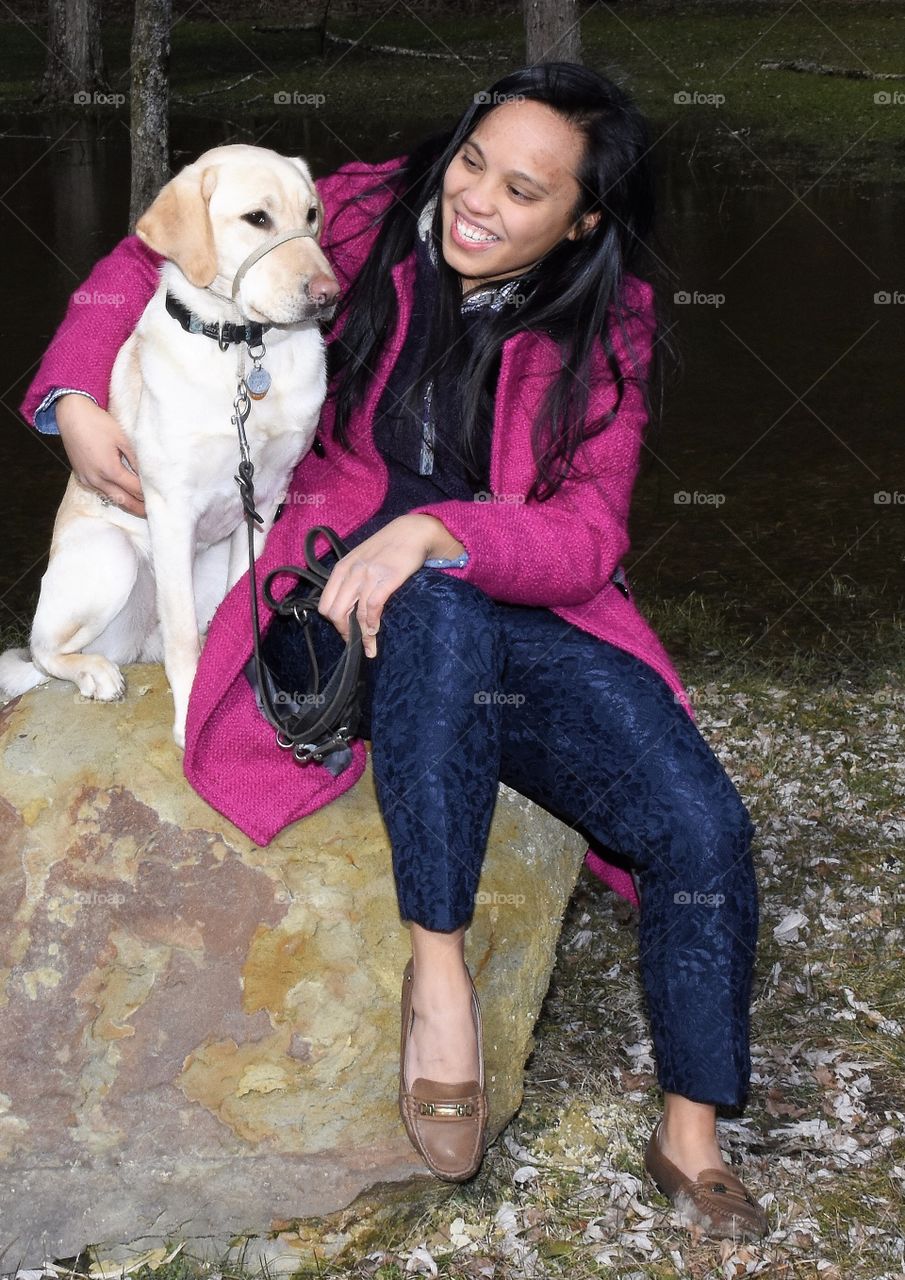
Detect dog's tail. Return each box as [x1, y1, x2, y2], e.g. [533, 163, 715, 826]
[0, 649, 49, 698]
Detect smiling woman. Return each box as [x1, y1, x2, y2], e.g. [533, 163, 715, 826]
[440, 99, 600, 289]
[18, 62, 770, 1241]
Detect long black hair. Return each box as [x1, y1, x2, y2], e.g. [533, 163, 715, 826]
[326, 62, 675, 501]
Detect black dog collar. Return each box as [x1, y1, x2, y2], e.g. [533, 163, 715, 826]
[165, 291, 271, 350]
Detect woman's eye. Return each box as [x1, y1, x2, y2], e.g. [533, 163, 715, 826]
[243, 209, 271, 228]
[461, 152, 478, 169]
[508, 187, 529, 201]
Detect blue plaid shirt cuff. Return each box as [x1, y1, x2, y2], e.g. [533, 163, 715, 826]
[423, 551, 470, 569]
[33, 387, 98, 435]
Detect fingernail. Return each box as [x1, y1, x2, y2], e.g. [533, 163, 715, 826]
[366, 625, 379, 636]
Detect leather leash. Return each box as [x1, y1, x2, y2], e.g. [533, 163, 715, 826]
[215, 227, 364, 774]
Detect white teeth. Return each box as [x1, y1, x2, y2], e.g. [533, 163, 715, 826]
[456, 214, 498, 243]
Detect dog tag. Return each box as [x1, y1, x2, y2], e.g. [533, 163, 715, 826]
[246, 365, 271, 400]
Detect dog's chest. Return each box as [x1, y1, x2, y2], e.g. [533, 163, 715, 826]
[189, 419, 307, 546]
[114, 290, 327, 547]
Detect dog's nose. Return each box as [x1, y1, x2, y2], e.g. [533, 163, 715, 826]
[306, 273, 340, 306]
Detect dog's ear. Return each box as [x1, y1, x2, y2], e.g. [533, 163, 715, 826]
[288, 155, 314, 188]
[135, 164, 219, 288]
[287, 156, 325, 240]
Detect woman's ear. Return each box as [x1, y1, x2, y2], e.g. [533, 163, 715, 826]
[567, 210, 602, 241]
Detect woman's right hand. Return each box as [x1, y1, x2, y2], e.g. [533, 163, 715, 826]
[56, 394, 146, 517]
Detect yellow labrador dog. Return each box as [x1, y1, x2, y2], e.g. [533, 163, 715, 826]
[0, 143, 338, 745]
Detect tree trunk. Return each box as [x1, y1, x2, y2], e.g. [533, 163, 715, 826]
[39, 0, 106, 106]
[129, 0, 172, 233]
[524, 0, 582, 65]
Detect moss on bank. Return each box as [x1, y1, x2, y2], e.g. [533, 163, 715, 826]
[1, 2, 903, 184]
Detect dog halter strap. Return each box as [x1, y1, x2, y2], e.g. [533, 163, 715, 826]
[230, 225, 319, 305]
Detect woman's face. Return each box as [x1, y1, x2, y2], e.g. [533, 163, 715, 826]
[440, 97, 591, 291]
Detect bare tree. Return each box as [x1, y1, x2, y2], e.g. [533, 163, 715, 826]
[39, 0, 106, 105]
[524, 0, 582, 65]
[129, 0, 172, 232]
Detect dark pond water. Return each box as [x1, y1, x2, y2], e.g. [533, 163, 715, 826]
[1, 108, 903, 668]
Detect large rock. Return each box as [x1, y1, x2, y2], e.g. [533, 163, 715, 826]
[0, 666, 587, 1269]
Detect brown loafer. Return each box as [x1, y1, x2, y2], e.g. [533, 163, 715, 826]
[644, 1118, 769, 1241]
[398, 957, 488, 1181]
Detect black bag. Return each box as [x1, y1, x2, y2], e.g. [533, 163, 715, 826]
[244, 525, 366, 777]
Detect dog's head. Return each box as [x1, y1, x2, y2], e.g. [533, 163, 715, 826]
[135, 143, 340, 324]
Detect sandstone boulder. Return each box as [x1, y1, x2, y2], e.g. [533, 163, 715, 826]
[0, 666, 587, 1269]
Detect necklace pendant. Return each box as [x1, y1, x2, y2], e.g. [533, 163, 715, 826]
[246, 364, 271, 400]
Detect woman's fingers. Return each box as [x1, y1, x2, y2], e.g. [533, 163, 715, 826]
[316, 557, 352, 631]
[316, 520, 436, 657]
[318, 561, 396, 658]
[111, 436, 145, 510]
[99, 481, 146, 517]
[88, 457, 144, 516]
[56, 395, 147, 517]
[109, 459, 145, 513]
[356, 580, 394, 659]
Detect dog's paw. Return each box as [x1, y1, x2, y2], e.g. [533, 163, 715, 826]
[172, 719, 186, 750]
[74, 657, 126, 702]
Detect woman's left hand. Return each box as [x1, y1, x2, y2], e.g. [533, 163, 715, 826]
[317, 513, 465, 658]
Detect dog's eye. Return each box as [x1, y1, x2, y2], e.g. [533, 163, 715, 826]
[243, 210, 271, 229]
[306, 205, 320, 231]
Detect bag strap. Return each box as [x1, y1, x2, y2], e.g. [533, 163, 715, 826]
[258, 526, 366, 763]
[236, 448, 365, 765]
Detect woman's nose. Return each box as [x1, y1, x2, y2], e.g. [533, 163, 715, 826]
[461, 173, 495, 217]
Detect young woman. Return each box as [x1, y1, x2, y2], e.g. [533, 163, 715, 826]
[21, 63, 768, 1240]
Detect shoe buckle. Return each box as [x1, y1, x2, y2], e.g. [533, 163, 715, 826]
[419, 1101, 473, 1117]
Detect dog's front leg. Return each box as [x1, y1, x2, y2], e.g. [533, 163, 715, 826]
[146, 496, 202, 748]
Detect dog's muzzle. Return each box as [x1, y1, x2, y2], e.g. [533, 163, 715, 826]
[230, 226, 337, 325]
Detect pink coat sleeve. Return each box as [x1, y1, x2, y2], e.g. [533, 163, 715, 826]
[19, 235, 164, 425]
[18, 157, 405, 428]
[315, 156, 406, 291]
[410, 282, 657, 608]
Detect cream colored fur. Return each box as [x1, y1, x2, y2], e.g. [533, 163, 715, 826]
[0, 144, 338, 746]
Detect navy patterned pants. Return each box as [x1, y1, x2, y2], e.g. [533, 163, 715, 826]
[261, 558, 760, 1107]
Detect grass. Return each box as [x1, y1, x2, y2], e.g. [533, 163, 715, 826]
[4, 563, 904, 685]
[2, 2, 904, 183]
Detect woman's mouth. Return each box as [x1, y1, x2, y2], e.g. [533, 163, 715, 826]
[450, 212, 501, 250]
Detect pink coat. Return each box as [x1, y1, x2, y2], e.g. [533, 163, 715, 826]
[21, 157, 695, 908]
